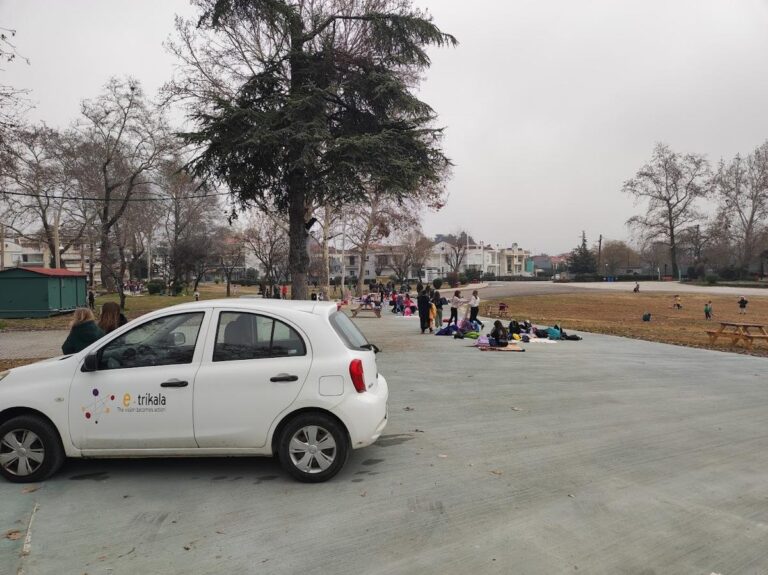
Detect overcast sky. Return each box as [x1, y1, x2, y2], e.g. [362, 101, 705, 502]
[3, 0, 768, 254]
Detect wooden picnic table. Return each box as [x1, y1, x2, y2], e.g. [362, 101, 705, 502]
[350, 298, 382, 318]
[706, 321, 768, 350]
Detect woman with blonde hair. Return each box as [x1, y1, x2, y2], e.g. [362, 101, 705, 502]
[98, 301, 128, 334]
[62, 308, 104, 354]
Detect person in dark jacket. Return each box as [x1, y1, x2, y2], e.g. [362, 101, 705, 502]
[417, 289, 432, 334]
[62, 308, 105, 354]
[489, 320, 509, 347]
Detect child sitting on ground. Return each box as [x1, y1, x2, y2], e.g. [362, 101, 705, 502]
[489, 320, 509, 347]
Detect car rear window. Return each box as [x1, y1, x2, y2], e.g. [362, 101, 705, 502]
[329, 312, 369, 350]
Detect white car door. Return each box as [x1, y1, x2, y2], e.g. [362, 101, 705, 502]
[193, 310, 312, 448]
[69, 310, 209, 450]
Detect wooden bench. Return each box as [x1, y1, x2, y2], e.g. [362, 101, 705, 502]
[351, 306, 381, 318]
[742, 334, 768, 351]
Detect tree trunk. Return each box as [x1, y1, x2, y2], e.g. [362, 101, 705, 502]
[100, 224, 114, 290]
[321, 204, 331, 298]
[285, 20, 314, 301]
[357, 244, 368, 297]
[667, 206, 679, 279]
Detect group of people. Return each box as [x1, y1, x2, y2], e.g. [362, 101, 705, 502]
[386, 286, 484, 335]
[61, 302, 128, 355]
[671, 295, 750, 319]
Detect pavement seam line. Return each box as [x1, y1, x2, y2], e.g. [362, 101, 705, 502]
[16, 501, 40, 575]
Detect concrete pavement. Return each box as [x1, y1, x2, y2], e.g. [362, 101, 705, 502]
[0, 330, 68, 360]
[2, 314, 768, 574]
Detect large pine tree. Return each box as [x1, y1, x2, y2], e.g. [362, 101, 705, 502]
[170, 0, 456, 299]
[568, 231, 598, 274]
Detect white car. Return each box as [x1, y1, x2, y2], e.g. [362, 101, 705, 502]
[0, 300, 388, 483]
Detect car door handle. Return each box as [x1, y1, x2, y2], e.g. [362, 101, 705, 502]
[270, 374, 299, 383]
[161, 379, 189, 388]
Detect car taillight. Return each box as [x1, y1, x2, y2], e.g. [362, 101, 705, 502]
[349, 359, 366, 393]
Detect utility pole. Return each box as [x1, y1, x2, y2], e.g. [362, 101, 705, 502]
[597, 234, 603, 270]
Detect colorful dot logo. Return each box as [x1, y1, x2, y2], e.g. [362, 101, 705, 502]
[81, 388, 115, 424]
[123, 393, 132, 408]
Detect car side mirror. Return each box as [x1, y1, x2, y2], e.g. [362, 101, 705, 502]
[81, 352, 98, 372]
[172, 331, 186, 346]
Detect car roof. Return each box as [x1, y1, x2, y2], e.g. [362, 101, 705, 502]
[153, 298, 337, 316]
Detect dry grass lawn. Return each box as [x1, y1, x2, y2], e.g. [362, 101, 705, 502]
[486, 292, 768, 356]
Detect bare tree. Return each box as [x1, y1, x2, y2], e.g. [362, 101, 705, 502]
[0, 125, 92, 267]
[443, 230, 470, 273]
[215, 228, 245, 297]
[78, 77, 170, 288]
[156, 158, 220, 287]
[244, 211, 289, 295]
[0, 27, 30, 141]
[716, 142, 768, 276]
[601, 240, 642, 275]
[346, 193, 417, 295]
[390, 229, 432, 281]
[623, 143, 712, 278]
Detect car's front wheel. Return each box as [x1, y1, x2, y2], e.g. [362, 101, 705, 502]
[0, 415, 65, 483]
[278, 413, 349, 483]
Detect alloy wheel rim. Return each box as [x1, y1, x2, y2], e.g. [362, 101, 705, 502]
[288, 425, 337, 474]
[0, 429, 45, 477]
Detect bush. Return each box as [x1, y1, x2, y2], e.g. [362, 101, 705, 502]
[705, 275, 718, 285]
[446, 272, 459, 287]
[432, 278, 443, 289]
[481, 272, 496, 281]
[464, 268, 482, 282]
[458, 273, 468, 285]
[146, 280, 165, 295]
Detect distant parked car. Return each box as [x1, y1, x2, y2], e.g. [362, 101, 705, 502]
[0, 300, 388, 483]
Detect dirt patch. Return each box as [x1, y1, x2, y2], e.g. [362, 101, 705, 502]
[0, 358, 44, 371]
[485, 292, 768, 356]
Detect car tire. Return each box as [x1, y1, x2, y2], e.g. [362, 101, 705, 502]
[0, 415, 65, 484]
[278, 413, 349, 483]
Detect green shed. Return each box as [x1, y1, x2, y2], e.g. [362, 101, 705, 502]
[0, 267, 88, 318]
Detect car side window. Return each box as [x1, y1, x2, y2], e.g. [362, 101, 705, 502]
[214, 312, 306, 362]
[98, 312, 204, 370]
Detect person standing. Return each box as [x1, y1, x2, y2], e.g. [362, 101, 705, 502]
[704, 301, 713, 320]
[98, 301, 128, 334]
[469, 289, 484, 329]
[449, 290, 465, 326]
[281, 284, 288, 299]
[417, 289, 432, 334]
[194, 290, 200, 301]
[432, 290, 444, 328]
[738, 296, 748, 315]
[62, 308, 104, 354]
[87, 290, 95, 310]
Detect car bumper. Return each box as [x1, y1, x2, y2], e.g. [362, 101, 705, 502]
[334, 373, 389, 449]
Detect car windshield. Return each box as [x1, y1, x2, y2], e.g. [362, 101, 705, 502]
[329, 311, 369, 350]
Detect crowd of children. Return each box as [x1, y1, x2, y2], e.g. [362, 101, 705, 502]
[378, 283, 581, 347]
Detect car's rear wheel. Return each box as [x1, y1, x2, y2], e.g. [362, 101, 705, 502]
[0, 416, 65, 483]
[278, 413, 349, 483]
